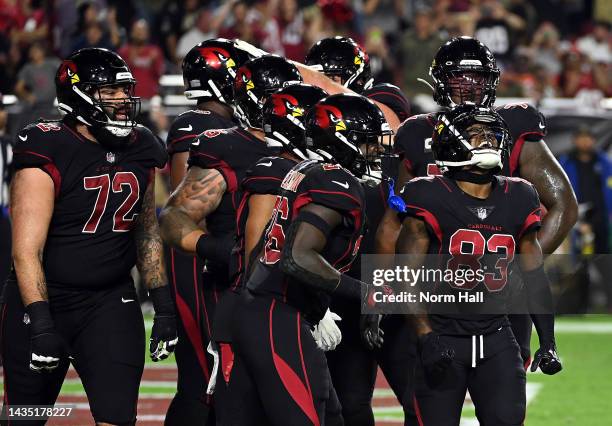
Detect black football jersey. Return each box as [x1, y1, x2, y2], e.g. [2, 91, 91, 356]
[230, 155, 298, 289]
[398, 175, 542, 335]
[165, 109, 235, 156]
[188, 127, 273, 283]
[11, 121, 167, 294]
[246, 160, 366, 323]
[363, 83, 411, 123]
[394, 103, 547, 178]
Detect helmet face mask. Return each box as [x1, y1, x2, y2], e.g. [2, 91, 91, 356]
[85, 83, 141, 137]
[305, 37, 373, 93]
[305, 94, 393, 184]
[432, 105, 509, 175]
[430, 37, 500, 108]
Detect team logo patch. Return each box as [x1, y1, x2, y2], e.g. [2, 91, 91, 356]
[468, 206, 495, 221]
[315, 104, 346, 132]
[58, 60, 79, 85]
[236, 67, 254, 91]
[198, 47, 236, 75]
[271, 93, 304, 117]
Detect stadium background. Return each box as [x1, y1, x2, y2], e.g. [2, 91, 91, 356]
[0, 0, 611, 424]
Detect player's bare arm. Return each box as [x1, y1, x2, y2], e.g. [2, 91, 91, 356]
[169, 152, 189, 191]
[134, 176, 167, 290]
[396, 216, 433, 336]
[279, 202, 345, 287]
[159, 166, 227, 253]
[519, 141, 578, 253]
[11, 168, 54, 305]
[244, 193, 277, 269]
[293, 62, 401, 131]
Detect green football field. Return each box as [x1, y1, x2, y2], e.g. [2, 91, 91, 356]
[3, 315, 612, 425]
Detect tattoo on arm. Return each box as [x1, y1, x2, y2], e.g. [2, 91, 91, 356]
[135, 177, 168, 289]
[159, 167, 227, 252]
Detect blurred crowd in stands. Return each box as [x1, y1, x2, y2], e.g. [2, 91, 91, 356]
[0, 0, 609, 106]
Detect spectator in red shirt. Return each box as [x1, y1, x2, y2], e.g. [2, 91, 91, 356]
[119, 19, 165, 99]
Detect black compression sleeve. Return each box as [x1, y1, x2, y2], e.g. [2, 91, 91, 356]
[522, 265, 555, 345]
[196, 233, 236, 264]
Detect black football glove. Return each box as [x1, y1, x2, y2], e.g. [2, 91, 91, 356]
[531, 342, 562, 375]
[419, 332, 455, 387]
[360, 314, 384, 350]
[149, 286, 178, 362]
[27, 301, 65, 372]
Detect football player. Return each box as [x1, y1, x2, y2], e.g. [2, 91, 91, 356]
[305, 36, 411, 124]
[225, 93, 396, 425]
[305, 35, 414, 425]
[159, 53, 302, 416]
[378, 36, 577, 371]
[2, 48, 177, 426]
[163, 39, 251, 426]
[232, 37, 404, 132]
[214, 83, 348, 424]
[395, 105, 562, 426]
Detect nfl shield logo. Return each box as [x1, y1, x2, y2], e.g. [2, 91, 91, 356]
[106, 152, 116, 163]
[477, 208, 488, 220]
[468, 206, 495, 221]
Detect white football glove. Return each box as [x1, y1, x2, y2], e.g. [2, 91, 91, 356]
[233, 39, 268, 58]
[311, 309, 342, 351]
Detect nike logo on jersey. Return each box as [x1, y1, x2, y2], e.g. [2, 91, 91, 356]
[179, 124, 193, 132]
[191, 139, 200, 146]
[121, 297, 135, 303]
[258, 161, 273, 167]
[19, 135, 28, 142]
[538, 122, 545, 130]
[332, 180, 350, 189]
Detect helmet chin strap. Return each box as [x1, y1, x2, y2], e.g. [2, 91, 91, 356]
[471, 149, 502, 170]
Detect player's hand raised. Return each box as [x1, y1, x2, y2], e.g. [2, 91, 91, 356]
[531, 343, 562, 375]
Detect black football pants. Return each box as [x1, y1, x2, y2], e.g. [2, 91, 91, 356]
[326, 309, 417, 426]
[225, 291, 342, 426]
[0, 280, 144, 426]
[164, 247, 218, 426]
[414, 326, 526, 426]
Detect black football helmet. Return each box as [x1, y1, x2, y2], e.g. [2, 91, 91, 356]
[233, 55, 303, 129]
[304, 93, 393, 182]
[182, 38, 251, 104]
[432, 104, 510, 174]
[56, 48, 140, 139]
[262, 84, 328, 160]
[430, 37, 500, 107]
[305, 36, 373, 93]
